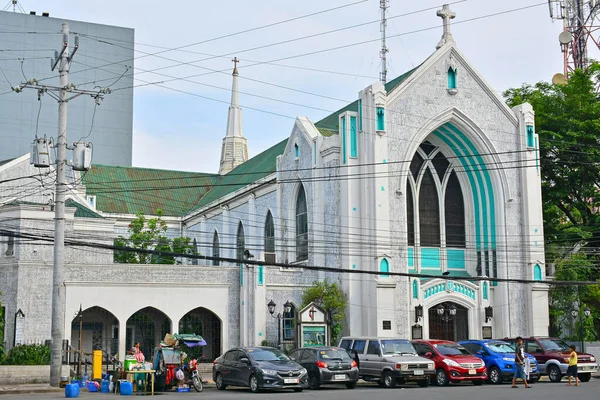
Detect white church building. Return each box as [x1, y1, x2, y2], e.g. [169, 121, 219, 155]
[0, 6, 549, 362]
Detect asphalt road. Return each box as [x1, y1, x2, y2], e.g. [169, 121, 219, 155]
[5, 380, 600, 399]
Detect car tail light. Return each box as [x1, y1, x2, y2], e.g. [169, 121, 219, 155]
[213, 360, 217, 365]
[351, 360, 357, 368]
[316, 360, 328, 369]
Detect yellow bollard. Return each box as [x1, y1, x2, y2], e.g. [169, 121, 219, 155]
[92, 350, 103, 380]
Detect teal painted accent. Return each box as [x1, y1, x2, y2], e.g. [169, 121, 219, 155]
[258, 332, 263, 337]
[376, 107, 385, 131]
[342, 117, 347, 164]
[424, 281, 475, 300]
[534, 228, 538, 233]
[526, 125, 535, 147]
[258, 265, 264, 285]
[383, 159, 387, 163]
[534, 264, 542, 280]
[295, 143, 299, 157]
[412, 280, 418, 299]
[358, 99, 363, 131]
[313, 141, 317, 164]
[483, 282, 488, 299]
[447, 249, 466, 269]
[421, 248, 440, 269]
[535, 137, 539, 172]
[352, 207, 357, 211]
[381, 186, 385, 191]
[448, 68, 457, 89]
[380, 258, 390, 277]
[350, 116, 357, 157]
[408, 247, 414, 267]
[240, 265, 243, 285]
[352, 264, 356, 269]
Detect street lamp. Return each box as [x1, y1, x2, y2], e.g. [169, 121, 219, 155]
[267, 300, 292, 348]
[437, 303, 457, 341]
[571, 306, 592, 352]
[74, 305, 83, 379]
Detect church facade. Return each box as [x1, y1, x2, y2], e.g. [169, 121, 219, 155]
[0, 6, 549, 361]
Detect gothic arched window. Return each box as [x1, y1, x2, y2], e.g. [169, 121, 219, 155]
[236, 222, 245, 266]
[264, 211, 275, 254]
[296, 184, 308, 261]
[419, 168, 440, 247]
[212, 231, 220, 266]
[283, 304, 296, 341]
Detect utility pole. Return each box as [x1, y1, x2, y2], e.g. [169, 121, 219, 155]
[12, 22, 110, 387]
[379, 0, 389, 85]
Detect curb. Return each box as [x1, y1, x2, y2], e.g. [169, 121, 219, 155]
[0, 389, 62, 395]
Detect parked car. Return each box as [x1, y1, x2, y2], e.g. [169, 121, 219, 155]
[459, 340, 539, 384]
[289, 346, 359, 389]
[212, 347, 308, 393]
[339, 336, 435, 388]
[503, 337, 598, 383]
[412, 340, 487, 386]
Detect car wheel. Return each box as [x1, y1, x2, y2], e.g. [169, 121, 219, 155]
[547, 365, 562, 383]
[293, 388, 303, 392]
[382, 371, 397, 388]
[579, 373, 591, 383]
[417, 379, 430, 387]
[249, 375, 260, 393]
[488, 366, 502, 385]
[472, 380, 483, 386]
[436, 369, 449, 386]
[215, 373, 227, 390]
[308, 374, 321, 390]
[345, 381, 357, 389]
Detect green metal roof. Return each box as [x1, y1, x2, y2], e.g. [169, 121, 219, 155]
[314, 66, 419, 134]
[65, 198, 103, 219]
[81, 165, 221, 217]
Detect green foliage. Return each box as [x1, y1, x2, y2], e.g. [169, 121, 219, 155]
[0, 344, 51, 365]
[114, 209, 194, 264]
[301, 279, 347, 344]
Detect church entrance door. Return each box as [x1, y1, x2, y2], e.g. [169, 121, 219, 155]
[428, 302, 469, 341]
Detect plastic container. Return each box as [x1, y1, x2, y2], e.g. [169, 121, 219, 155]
[101, 380, 110, 393]
[124, 356, 137, 371]
[78, 379, 85, 388]
[120, 381, 133, 396]
[65, 383, 80, 398]
[87, 381, 98, 392]
[176, 387, 191, 392]
[71, 380, 80, 387]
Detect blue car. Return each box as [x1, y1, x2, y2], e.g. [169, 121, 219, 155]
[459, 340, 539, 384]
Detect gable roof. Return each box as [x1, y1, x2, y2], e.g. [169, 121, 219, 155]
[65, 198, 103, 219]
[314, 66, 420, 135]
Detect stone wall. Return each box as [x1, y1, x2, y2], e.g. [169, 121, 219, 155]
[0, 365, 70, 385]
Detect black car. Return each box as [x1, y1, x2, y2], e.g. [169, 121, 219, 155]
[212, 347, 308, 393]
[289, 346, 359, 389]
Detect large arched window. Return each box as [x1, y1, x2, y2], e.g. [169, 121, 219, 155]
[296, 184, 308, 261]
[212, 231, 220, 266]
[264, 211, 275, 254]
[236, 222, 245, 266]
[419, 168, 440, 247]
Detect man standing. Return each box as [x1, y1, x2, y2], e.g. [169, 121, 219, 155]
[512, 337, 532, 388]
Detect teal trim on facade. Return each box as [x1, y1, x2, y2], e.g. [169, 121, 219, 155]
[358, 99, 363, 131]
[424, 281, 475, 300]
[342, 117, 347, 164]
[534, 264, 542, 281]
[526, 125, 535, 147]
[408, 247, 414, 268]
[447, 68, 457, 89]
[294, 143, 299, 158]
[380, 258, 390, 277]
[376, 107, 385, 131]
[240, 265, 244, 285]
[483, 282, 488, 299]
[421, 248, 440, 269]
[350, 116, 357, 157]
[412, 280, 419, 299]
[447, 249, 466, 269]
[258, 265, 264, 285]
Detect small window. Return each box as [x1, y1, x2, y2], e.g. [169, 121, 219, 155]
[212, 231, 220, 266]
[339, 339, 352, 350]
[350, 116, 357, 158]
[447, 67, 457, 89]
[264, 211, 275, 254]
[526, 125, 535, 148]
[296, 184, 308, 261]
[380, 258, 389, 278]
[236, 222, 245, 267]
[352, 340, 367, 353]
[367, 340, 381, 355]
[376, 107, 385, 131]
[294, 143, 299, 158]
[191, 238, 198, 265]
[5, 236, 14, 256]
[533, 264, 542, 281]
[257, 265, 264, 285]
[382, 320, 392, 330]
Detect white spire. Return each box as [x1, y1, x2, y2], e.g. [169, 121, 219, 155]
[436, 4, 456, 49]
[219, 57, 248, 175]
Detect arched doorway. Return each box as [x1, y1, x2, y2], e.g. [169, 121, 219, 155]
[126, 307, 171, 359]
[179, 307, 221, 362]
[70, 306, 119, 356]
[428, 302, 469, 341]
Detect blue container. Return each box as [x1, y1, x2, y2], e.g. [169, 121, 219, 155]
[87, 381, 98, 392]
[101, 380, 110, 393]
[79, 380, 85, 388]
[65, 383, 80, 398]
[71, 380, 80, 387]
[120, 381, 133, 396]
[176, 387, 190, 392]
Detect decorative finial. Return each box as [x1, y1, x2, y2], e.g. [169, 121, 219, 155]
[232, 57, 240, 75]
[436, 4, 456, 49]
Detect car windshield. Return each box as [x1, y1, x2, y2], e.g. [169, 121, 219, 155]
[381, 340, 416, 355]
[248, 348, 290, 362]
[486, 342, 515, 354]
[320, 349, 351, 361]
[539, 339, 570, 351]
[435, 344, 471, 356]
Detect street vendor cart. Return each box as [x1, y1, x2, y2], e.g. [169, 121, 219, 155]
[152, 333, 206, 392]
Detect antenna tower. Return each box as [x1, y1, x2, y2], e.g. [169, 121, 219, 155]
[548, 0, 600, 76]
[2, 0, 26, 13]
[380, 0, 389, 84]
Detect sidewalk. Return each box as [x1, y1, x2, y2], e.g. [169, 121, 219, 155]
[0, 384, 62, 395]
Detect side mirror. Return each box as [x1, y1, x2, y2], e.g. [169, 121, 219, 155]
[424, 352, 433, 358]
[240, 357, 250, 364]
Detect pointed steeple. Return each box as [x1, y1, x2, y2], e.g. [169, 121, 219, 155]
[219, 57, 248, 175]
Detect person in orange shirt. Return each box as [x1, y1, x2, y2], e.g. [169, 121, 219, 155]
[567, 345, 579, 386]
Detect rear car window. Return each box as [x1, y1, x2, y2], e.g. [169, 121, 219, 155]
[320, 349, 351, 361]
[434, 344, 471, 356]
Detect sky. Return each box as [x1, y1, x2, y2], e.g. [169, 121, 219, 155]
[5, 0, 584, 173]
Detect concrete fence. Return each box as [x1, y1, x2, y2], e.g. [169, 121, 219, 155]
[0, 365, 70, 385]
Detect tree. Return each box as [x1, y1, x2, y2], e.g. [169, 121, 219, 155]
[301, 279, 347, 344]
[504, 64, 600, 336]
[114, 209, 195, 264]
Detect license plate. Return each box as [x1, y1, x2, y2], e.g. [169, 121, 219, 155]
[469, 369, 476, 375]
[334, 374, 346, 380]
[414, 370, 424, 376]
[284, 378, 299, 384]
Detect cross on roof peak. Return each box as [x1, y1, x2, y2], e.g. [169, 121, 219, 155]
[232, 57, 240, 75]
[436, 4, 456, 49]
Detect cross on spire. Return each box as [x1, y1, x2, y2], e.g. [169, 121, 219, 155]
[232, 57, 240, 75]
[436, 4, 456, 49]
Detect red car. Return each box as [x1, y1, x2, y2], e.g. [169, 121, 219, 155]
[412, 340, 487, 386]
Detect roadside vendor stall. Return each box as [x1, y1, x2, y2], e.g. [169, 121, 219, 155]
[152, 333, 206, 392]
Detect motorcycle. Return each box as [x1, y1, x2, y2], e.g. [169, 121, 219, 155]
[183, 359, 203, 392]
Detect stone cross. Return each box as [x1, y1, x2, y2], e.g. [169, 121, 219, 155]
[232, 57, 240, 74]
[436, 4, 456, 49]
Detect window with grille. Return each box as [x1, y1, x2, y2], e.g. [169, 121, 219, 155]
[212, 231, 220, 266]
[296, 185, 308, 261]
[236, 222, 245, 266]
[283, 304, 296, 341]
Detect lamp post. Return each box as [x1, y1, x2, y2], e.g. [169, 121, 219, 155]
[571, 306, 591, 353]
[75, 305, 83, 379]
[436, 303, 457, 341]
[267, 300, 292, 349]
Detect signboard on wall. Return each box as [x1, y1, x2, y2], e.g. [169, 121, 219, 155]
[482, 326, 493, 339]
[298, 302, 328, 346]
[412, 324, 423, 340]
[302, 325, 326, 347]
[14, 309, 25, 346]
